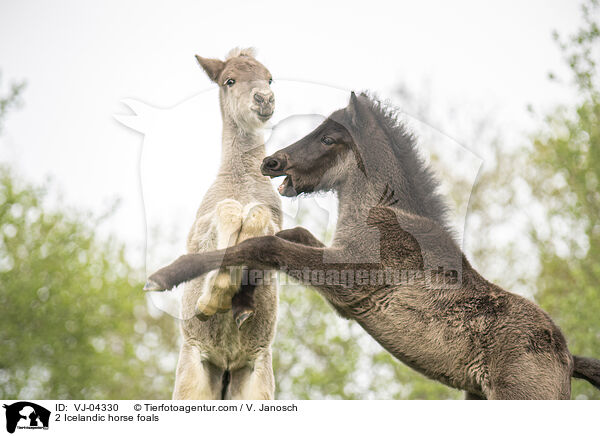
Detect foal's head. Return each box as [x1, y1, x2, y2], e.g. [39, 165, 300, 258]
[261, 92, 367, 196]
[263, 92, 450, 229]
[196, 47, 274, 131]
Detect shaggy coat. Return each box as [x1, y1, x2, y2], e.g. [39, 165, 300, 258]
[148, 92, 600, 399]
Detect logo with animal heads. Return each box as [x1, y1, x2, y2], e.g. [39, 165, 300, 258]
[2, 402, 50, 434]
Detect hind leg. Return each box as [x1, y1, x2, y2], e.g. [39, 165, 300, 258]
[488, 381, 570, 400]
[172, 341, 224, 399]
[488, 353, 571, 400]
[195, 199, 244, 318]
[465, 392, 486, 400]
[225, 349, 275, 400]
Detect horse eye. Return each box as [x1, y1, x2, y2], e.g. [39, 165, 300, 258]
[225, 78, 235, 87]
[321, 136, 335, 146]
[268, 78, 273, 85]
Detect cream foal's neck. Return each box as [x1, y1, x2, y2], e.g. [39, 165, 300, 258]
[219, 118, 267, 180]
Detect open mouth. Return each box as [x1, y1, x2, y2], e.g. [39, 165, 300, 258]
[261, 159, 298, 197]
[264, 172, 296, 197]
[275, 175, 295, 196]
[255, 111, 273, 121]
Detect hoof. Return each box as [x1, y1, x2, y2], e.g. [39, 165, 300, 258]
[195, 311, 211, 321]
[194, 294, 231, 319]
[234, 310, 254, 329]
[194, 306, 230, 321]
[194, 303, 217, 319]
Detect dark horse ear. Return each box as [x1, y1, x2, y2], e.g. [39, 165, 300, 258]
[347, 91, 360, 124]
[195, 55, 225, 83]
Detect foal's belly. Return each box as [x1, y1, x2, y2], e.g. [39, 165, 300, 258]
[181, 282, 278, 370]
[352, 293, 487, 393]
[182, 188, 280, 370]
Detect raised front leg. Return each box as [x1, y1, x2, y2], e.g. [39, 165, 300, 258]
[276, 227, 326, 248]
[232, 226, 320, 328]
[230, 203, 279, 327]
[145, 234, 366, 314]
[195, 199, 243, 319]
[238, 203, 278, 243]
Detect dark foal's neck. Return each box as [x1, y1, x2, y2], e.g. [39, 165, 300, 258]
[333, 166, 394, 255]
[333, 141, 453, 255]
[339, 97, 450, 233]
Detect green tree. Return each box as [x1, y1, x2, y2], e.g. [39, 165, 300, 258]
[526, 0, 600, 399]
[0, 72, 179, 399]
[0, 166, 179, 399]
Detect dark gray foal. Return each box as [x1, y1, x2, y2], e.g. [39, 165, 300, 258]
[146, 92, 600, 399]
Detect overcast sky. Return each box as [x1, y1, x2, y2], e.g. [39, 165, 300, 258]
[0, 0, 583, 277]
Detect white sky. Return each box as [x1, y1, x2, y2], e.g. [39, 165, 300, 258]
[0, 0, 582, 278]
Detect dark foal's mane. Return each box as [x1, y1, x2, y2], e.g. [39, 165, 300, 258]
[347, 93, 452, 232]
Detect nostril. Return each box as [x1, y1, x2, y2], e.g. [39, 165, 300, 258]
[264, 158, 280, 170]
[254, 93, 264, 103]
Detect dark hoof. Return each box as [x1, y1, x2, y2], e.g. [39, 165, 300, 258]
[195, 312, 211, 321]
[234, 310, 254, 329]
[194, 306, 229, 320]
[143, 280, 164, 292]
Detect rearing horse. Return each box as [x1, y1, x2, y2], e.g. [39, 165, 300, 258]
[172, 48, 281, 400]
[147, 92, 600, 399]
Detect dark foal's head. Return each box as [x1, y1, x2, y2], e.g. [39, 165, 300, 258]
[262, 92, 450, 230]
[261, 92, 365, 196]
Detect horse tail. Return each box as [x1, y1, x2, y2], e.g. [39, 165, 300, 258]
[572, 355, 600, 390]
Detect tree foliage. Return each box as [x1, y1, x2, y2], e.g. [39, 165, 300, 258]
[1, 1, 599, 400]
[527, 0, 600, 399]
[0, 166, 178, 399]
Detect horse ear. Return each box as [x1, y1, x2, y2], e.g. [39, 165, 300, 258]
[346, 91, 359, 124]
[195, 55, 225, 83]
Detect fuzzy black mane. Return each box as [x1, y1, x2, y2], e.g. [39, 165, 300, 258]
[353, 93, 451, 231]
